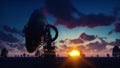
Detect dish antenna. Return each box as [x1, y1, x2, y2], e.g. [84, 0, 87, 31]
[23, 9, 58, 57]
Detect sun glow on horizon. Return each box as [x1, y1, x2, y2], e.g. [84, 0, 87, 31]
[69, 50, 80, 57]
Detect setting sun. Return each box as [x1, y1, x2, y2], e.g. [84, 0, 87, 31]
[69, 50, 80, 57]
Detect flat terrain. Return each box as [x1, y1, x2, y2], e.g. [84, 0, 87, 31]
[0, 57, 120, 68]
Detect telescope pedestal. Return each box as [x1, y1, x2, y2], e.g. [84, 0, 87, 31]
[43, 45, 56, 68]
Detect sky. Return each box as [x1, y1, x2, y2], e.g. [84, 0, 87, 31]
[0, 0, 120, 57]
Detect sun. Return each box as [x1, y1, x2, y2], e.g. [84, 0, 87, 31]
[68, 50, 80, 57]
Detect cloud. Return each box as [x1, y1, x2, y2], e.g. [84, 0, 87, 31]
[45, 0, 116, 29]
[76, 45, 86, 51]
[0, 30, 19, 43]
[99, 37, 108, 44]
[70, 38, 84, 44]
[58, 35, 119, 56]
[3, 25, 24, 37]
[108, 23, 120, 34]
[109, 39, 120, 46]
[115, 23, 120, 32]
[86, 38, 120, 51]
[3, 25, 20, 33]
[59, 40, 65, 43]
[0, 41, 26, 53]
[0, 42, 6, 49]
[55, 14, 116, 29]
[59, 33, 97, 44]
[45, 0, 83, 20]
[87, 38, 120, 51]
[108, 30, 114, 35]
[59, 38, 83, 51]
[80, 32, 97, 41]
[86, 41, 106, 51]
[0, 25, 27, 53]
[60, 44, 68, 49]
[58, 33, 99, 52]
[114, 39, 120, 46]
[73, 34, 109, 51]
[17, 45, 26, 52]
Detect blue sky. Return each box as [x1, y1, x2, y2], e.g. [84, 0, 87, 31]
[0, 0, 120, 57]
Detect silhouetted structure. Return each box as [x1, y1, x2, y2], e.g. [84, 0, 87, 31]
[23, 53, 26, 57]
[15, 55, 17, 57]
[23, 9, 58, 68]
[82, 54, 85, 57]
[97, 54, 99, 57]
[23, 9, 47, 53]
[0, 48, 8, 57]
[23, 9, 58, 54]
[20, 54, 22, 57]
[27, 55, 29, 57]
[112, 46, 120, 57]
[107, 53, 110, 57]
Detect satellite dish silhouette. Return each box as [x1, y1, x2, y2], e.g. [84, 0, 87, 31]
[23, 9, 58, 53]
[0, 48, 8, 57]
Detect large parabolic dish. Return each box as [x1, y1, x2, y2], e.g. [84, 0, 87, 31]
[23, 9, 58, 53]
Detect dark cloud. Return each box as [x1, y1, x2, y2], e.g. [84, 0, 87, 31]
[3, 25, 24, 37]
[78, 14, 116, 28]
[86, 38, 120, 51]
[17, 45, 26, 52]
[1, 42, 26, 52]
[99, 37, 107, 43]
[0, 30, 19, 43]
[109, 39, 120, 46]
[80, 32, 97, 41]
[45, 0, 83, 21]
[108, 30, 114, 35]
[0, 25, 26, 53]
[115, 23, 120, 32]
[6, 43, 17, 48]
[86, 37, 108, 51]
[108, 23, 120, 34]
[45, 0, 116, 29]
[70, 38, 84, 44]
[59, 33, 96, 44]
[59, 39, 69, 44]
[59, 33, 119, 52]
[76, 45, 86, 52]
[60, 44, 68, 49]
[55, 14, 116, 29]
[0, 43, 6, 49]
[114, 39, 120, 46]
[59, 40, 65, 43]
[59, 36, 119, 53]
[59, 35, 84, 45]
[3, 25, 20, 33]
[86, 41, 106, 51]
